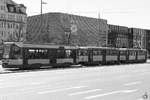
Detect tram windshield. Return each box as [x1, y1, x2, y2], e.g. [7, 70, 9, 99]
[3, 44, 11, 59]
[11, 45, 22, 59]
[3, 44, 22, 59]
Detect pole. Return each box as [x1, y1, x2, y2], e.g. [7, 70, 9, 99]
[98, 12, 108, 47]
[41, 0, 42, 15]
[98, 12, 100, 46]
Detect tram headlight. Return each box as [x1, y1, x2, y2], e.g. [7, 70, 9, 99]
[3, 55, 9, 59]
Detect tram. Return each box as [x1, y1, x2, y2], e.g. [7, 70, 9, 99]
[77, 47, 147, 65]
[2, 42, 77, 69]
[1, 42, 147, 69]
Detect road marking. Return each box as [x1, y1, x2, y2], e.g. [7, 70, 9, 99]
[0, 84, 27, 89]
[124, 81, 141, 86]
[69, 89, 102, 96]
[38, 86, 87, 94]
[0, 79, 7, 82]
[30, 82, 44, 85]
[81, 78, 101, 83]
[140, 71, 150, 75]
[84, 89, 138, 99]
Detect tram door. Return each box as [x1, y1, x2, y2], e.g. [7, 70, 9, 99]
[71, 49, 77, 64]
[49, 49, 57, 64]
[88, 49, 93, 64]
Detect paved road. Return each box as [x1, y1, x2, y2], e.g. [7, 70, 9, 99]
[0, 63, 150, 100]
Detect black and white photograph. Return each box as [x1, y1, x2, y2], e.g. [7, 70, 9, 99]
[0, 0, 150, 100]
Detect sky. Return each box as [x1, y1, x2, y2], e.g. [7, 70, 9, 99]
[14, 0, 150, 29]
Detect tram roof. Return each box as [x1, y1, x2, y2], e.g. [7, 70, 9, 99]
[128, 48, 147, 51]
[78, 46, 118, 50]
[3, 42, 147, 51]
[119, 48, 147, 51]
[4, 42, 77, 49]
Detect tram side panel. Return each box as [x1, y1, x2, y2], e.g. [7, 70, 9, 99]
[2, 44, 23, 68]
[128, 50, 136, 63]
[51, 48, 76, 67]
[105, 49, 119, 64]
[56, 49, 74, 65]
[23, 48, 76, 68]
[77, 48, 104, 65]
[92, 49, 103, 65]
[119, 49, 128, 63]
[23, 48, 50, 68]
[136, 50, 147, 63]
[77, 49, 89, 65]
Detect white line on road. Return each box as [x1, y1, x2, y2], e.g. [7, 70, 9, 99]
[69, 89, 102, 96]
[0, 79, 7, 82]
[84, 89, 138, 99]
[124, 81, 141, 86]
[0, 81, 45, 89]
[81, 78, 101, 83]
[38, 86, 87, 94]
[30, 82, 44, 85]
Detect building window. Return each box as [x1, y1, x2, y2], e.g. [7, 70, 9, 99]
[8, 23, 10, 28]
[0, 5, 5, 11]
[13, 23, 15, 28]
[2, 22, 4, 28]
[8, 14, 15, 20]
[11, 24, 13, 28]
[0, 13, 6, 19]
[16, 24, 19, 29]
[2, 31, 4, 37]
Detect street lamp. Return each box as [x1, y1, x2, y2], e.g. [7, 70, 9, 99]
[98, 12, 108, 47]
[41, 0, 47, 15]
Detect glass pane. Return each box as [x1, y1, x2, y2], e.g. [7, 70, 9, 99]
[12, 46, 22, 59]
[3, 44, 10, 58]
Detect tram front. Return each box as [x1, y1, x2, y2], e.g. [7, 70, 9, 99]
[2, 42, 22, 68]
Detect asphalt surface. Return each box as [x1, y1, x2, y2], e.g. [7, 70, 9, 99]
[0, 63, 150, 100]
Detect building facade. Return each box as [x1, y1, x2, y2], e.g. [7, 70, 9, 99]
[108, 25, 147, 49]
[129, 28, 146, 49]
[0, 0, 27, 43]
[27, 13, 108, 46]
[146, 30, 150, 56]
[108, 24, 129, 48]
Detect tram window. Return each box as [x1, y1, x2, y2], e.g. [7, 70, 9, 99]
[48, 49, 56, 57]
[106, 50, 117, 55]
[138, 51, 145, 55]
[65, 50, 71, 58]
[129, 51, 135, 55]
[120, 51, 126, 55]
[93, 50, 102, 55]
[57, 50, 65, 58]
[79, 50, 88, 56]
[28, 49, 48, 59]
[12, 46, 22, 59]
[112, 50, 117, 55]
[29, 49, 35, 52]
[28, 49, 35, 59]
[3, 44, 10, 58]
